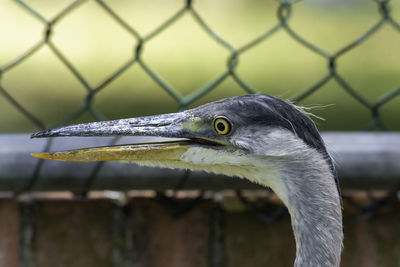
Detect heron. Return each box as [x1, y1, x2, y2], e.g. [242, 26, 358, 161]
[31, 94, 343, 267]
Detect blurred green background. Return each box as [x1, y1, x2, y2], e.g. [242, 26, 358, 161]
[0, 0, 399, 133]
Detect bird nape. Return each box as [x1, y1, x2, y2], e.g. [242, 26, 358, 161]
[31, 94, 343, 267]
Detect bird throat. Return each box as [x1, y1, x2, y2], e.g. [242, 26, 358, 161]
[182, 145, 344, 267]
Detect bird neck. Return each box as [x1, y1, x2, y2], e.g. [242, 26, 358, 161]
[250, 149, 342, 267]
[276, 155, 343, 267]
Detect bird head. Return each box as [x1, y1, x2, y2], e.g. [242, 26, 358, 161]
[31, 94, 335, 193]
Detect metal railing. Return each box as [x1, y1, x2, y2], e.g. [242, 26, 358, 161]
[1, 133, 400, 192]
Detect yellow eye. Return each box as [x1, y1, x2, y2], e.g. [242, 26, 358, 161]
[213, 117, 231, 135]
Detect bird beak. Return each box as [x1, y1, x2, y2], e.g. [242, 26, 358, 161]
[31, 112, 221, 163]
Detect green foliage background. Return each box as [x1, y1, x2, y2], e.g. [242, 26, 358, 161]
[1, 0, 399, 133]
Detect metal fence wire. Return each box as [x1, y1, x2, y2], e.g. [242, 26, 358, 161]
[1, 0, 400, 255]
[1, 0, 400, 131]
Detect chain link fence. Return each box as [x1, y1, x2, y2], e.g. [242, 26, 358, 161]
[1, 0, 400, 222]
[0, 1, 400, 266]
[1, 0, 400, 131]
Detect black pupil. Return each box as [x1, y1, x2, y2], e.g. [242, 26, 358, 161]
[217, 122, 226, 132]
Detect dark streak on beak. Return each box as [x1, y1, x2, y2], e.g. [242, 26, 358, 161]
[31, 112, 190, 139]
